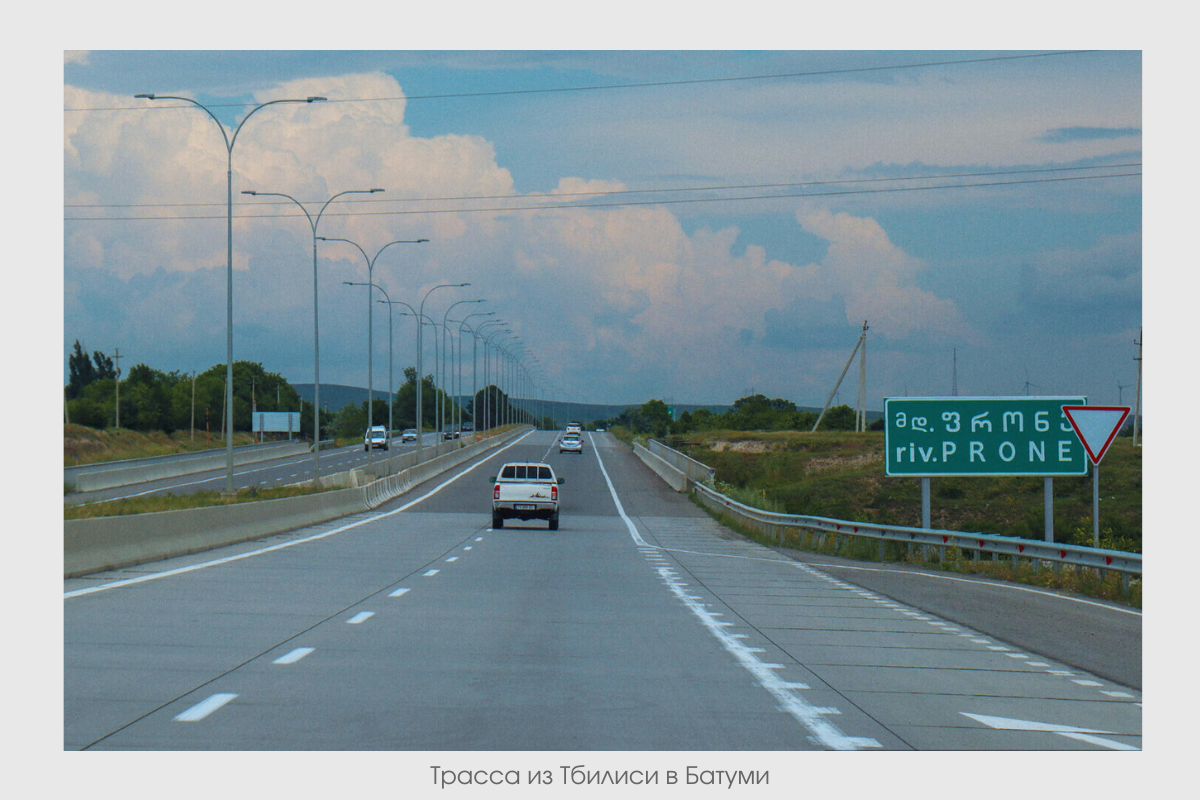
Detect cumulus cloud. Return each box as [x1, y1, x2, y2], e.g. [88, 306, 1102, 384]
[1018, 232, 1141, 332]
[61, 68, 1072, 403]
[792, 206, 976, 342]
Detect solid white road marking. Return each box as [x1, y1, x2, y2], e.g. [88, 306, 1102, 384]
[273, 647, 315, 664]
[591, 438, 878, 751]
[961, 712, 1138, 751]
[808, 562, 1142, 616]
[175, 693, 237, 722]
[65, 430, 536, 598]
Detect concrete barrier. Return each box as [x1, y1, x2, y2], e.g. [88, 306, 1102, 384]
[69, 441, 312, 492]
[633, 441, 689, 492]
[64, 488, 367, 578]
[64, 426, 532, 577]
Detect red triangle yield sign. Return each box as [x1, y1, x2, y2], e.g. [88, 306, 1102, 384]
[1061, 406, 1131, 465]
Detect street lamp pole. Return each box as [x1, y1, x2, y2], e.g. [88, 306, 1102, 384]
[481, 326, 510, 431]
[458, 313, 495, 438]
[135, 92, 326, 495]
[416, 283, 467, 458]
[440, 299, 485, 438]
[240, 188, 382, 483]
[346, 283, 398, 449]
[318, 237, 427, 459]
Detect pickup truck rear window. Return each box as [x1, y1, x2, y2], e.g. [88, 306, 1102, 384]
[499, 465, 553, 481]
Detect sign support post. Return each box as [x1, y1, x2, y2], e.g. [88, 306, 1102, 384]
[886, 397, 1089, 550]
[1061, 405, 1131, 550]
[1045, 476, 1053, 543]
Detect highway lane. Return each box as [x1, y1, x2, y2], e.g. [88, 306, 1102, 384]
[63, 430, 1141, 751]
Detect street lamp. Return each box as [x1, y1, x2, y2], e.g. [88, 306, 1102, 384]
[458, 312, 495, 438]
[318, 236, 428, 456]
[240, 187, 383, 483]
[481, 326, 511, 431]
[416, 283, 467, 458]
[135, 92, 326, 495]
[378, 298, 421, 441]
[345, 282, 399, 454]
[440, 299, 485, 437]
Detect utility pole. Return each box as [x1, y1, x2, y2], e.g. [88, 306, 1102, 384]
[113, 347, 123, 429]
[856, 321, 868, 431]
[812, 322, 868, 432]
[1133, 328, 1142, 446]
[951, 347, 958, 397]
[191, 371, 197, 441]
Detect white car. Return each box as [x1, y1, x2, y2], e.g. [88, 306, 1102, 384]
[364, 425, 389, 451]
[565, 422, 583, 435]
[491, 462, 563, 530]
[559, 434, 583, 454]
[400, 428, 418, 443]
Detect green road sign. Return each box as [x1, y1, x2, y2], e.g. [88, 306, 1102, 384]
[884, 397, 1089, 477]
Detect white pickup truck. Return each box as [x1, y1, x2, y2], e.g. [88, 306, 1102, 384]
[491, 461, 564, 530]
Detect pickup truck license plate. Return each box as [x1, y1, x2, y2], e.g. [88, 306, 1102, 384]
[514, 503, 537, 510]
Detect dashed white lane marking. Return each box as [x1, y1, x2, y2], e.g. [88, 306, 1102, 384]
[346, 612, 374, 624]
[66, 431, 535, 599]
[175, 693, 237, 722]
[388, 588, 411, 598]
[655, 563, 879, 750]
[273, 647, 315, 665]
[592, 440, 879, 751]
[424, 569, 440, 577]
[446, 556, 459, 562]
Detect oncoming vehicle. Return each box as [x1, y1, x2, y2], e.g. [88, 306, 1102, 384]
[400, 429, 418, 443]
[364, 425, 389, 451]
[559, 434, 583, 454]
[491, 462, 564, 530]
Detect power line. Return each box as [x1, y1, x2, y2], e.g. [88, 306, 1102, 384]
[64, 171, 1141, 222]
[64, 51, 1096, 113]
[64, 163, 1141, 210]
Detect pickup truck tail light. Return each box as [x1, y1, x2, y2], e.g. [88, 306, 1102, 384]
[493, 484, 500, 500]
[551, 485, 558, 502]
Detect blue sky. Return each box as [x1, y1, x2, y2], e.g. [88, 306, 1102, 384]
[61, 48, 1142, 410]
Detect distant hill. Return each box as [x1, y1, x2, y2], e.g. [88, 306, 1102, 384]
[293, 383, 373, 412]
[292, 384, 733, 424]
[291, 386, 881, 424]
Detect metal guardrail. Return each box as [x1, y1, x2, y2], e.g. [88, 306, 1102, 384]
[648, 439, 1141, 587]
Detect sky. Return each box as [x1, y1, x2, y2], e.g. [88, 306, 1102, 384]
[61, 48, 1143, 411]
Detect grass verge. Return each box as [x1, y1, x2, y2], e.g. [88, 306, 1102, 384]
[64, 483, 338, 520]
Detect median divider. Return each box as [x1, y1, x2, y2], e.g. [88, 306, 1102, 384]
[68, 441, 312, 492]
[64, 426, 530, 578]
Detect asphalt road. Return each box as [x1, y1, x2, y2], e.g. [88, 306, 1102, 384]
[63, 430, 1141, 751]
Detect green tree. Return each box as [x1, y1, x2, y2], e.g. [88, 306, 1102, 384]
[816, 404, 857, 431]
[394, 366, 444, 430]
[67, 340, 96, 400]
